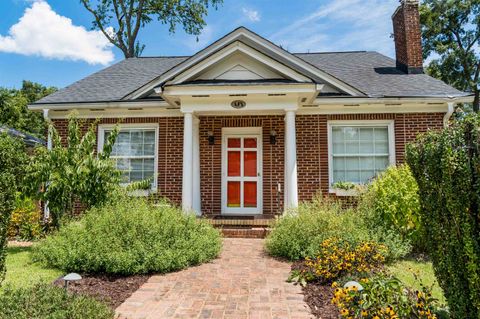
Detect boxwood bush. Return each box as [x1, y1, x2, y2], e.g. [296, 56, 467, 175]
[32, 197, 222, 275]
[265, 197, 409, 261]
[0, 283, 114, 319]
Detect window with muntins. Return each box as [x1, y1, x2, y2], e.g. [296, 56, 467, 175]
[331, 125, 392, 185]
[103, 127, 157, 187]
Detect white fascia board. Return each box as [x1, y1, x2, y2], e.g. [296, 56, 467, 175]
[170, 42, 312, 84]
[313, 95, 475, 105]
[298, 103, 449, 115]
[47, 107, 182, 119]
[164, 83, 316, 96]
[125, 28, 363, 100]
[29, 100, 170, 111]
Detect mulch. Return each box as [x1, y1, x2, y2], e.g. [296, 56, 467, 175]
[53, 273, 150, 309]
[292, 261, 340, 319]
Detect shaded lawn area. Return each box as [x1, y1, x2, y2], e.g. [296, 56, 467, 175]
[387, 259, 445, 304]
[3, 246, 63, 289]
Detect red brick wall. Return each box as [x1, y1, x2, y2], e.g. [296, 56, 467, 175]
[199, 116, 284, 217]
[392, 0, 423, 73]
[51, 117, 184, 206]
[296, 113, 444, 201]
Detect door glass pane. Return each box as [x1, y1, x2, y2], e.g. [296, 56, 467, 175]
[244, 181, 257, 207]
[244, 151, 257, 177]
[244, 138, 257, 148]
[228, 151, 240, 176]
[227, 181, 241, 207]
[228, 138, 241, 148]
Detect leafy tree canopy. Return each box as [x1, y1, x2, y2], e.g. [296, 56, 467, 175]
[0, 81, 56, 138]
[420, 0, 480, 111]
[80, 0, 223, 58]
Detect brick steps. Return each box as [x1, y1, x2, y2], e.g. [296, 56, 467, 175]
[204, 218, 274, 238]
[220, 227, 270, 238]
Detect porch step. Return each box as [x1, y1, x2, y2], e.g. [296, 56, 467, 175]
[206, 218, 274, 228]
[220, 227, 270, 239]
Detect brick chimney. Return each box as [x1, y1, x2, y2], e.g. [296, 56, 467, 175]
[392, 0, 423, 74]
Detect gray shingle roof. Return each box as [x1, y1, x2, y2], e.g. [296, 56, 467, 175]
[35, 51, 467, 104]
[296, 51, 466, 98]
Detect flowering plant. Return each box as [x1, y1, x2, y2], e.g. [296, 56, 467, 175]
[332, 274, 439, 319]
[289, 238, 387, 285]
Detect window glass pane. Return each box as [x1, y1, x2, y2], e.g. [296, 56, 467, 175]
[228, 138, 240, 148]
[228, 151, 241, 176]
[227, 181, 241, 207]
[244, 138, 257, 148]
[244, 181, 257, 207]
[331, 125, 390, 185]
[244, 151, 257, 177]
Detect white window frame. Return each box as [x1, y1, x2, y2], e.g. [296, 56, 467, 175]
[327, 120, 395, 192]
[98, 123, 159, 192]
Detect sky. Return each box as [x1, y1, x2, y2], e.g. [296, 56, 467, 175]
[0, 0, 400, 89]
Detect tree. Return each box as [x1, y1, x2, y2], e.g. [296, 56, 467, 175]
[0, 134, 28, 285]
[406, 114, 480, 318]
[80, 0, 222, 58]
[420, 0, 480, 112]
[25, 116, 121, 228]
[0, 81, 56, 137]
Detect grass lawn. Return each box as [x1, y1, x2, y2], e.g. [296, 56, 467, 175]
[387, 259, 445, 304]
[3, 246, 63, 289]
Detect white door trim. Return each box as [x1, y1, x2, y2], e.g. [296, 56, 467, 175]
[221, 127, 263, 215]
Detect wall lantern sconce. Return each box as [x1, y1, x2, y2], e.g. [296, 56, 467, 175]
[270, 130, 277, 145]
[208, 131, 215, 145]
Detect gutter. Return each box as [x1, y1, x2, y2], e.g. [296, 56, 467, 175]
[443, 102, 455, 127]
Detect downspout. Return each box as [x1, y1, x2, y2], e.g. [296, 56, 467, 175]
[42, 109, 51, 221]
[443, 102, 455, 127]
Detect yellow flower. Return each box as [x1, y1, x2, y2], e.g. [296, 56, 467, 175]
[340, 308, 349, 316]
[332, 281, 339, 288]
[361, 310, 368, 316]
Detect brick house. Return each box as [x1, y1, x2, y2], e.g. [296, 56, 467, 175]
[30, 0, 472, 219]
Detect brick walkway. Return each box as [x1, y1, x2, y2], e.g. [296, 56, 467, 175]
[116, 238, 313, 319]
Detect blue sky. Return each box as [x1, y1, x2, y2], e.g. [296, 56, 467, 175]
[0, 0, 399, 89]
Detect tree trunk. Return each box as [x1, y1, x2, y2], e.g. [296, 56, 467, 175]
[474, 88, 480, 113]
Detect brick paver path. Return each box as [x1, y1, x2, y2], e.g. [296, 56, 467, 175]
[116, 238, 313, 319]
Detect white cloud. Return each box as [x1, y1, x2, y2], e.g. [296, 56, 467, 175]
[0, 0, 114, 65]
[270, 0, 398, 56]
[242, 8, 261, 22]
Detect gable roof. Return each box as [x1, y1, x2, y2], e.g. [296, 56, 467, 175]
[35, 27, 469, 105]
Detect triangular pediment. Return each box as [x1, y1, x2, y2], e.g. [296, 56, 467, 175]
[126, 27, 363, 100]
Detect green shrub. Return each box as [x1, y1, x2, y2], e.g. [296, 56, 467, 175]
[0, 133, 28, 285]
[32, 197, 222, 275]
[359, 164, 423, 251]
[8, 195, 42, 241]
[332, 274, 440, 319]
[266, 196, 410, 262]
[0, 283, 113, 319]
[406, 114, 480, 318]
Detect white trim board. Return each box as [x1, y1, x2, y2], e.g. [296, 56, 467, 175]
[327, 120, 396, 192]
[97, 123, 160, 192]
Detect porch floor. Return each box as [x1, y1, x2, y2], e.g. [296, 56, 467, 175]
[116, 238, 313, 319]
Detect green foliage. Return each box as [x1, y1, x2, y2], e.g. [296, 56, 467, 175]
[359, 164, 423, 251]
[406, 114, 480, 318]
[0, 134, 28, 285]
[332, 274, 440, 319]
[289, 238, 387, 286]
[25, 115, 121, 228]
[331, 181, 356, 190]
[265, 197, 409, 262]
[32, 196, 222, 275]
[8, 195, 42, 241]
[0, 283, 114, 319]
[0, 81, 56, 137]
[420, 0, 480, 111]
[80, 0, 223, 58]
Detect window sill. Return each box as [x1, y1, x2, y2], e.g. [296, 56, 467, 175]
[329, 188, 359, 197]
[127, 189, 157, 197]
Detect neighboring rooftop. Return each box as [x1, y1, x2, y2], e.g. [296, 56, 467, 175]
[35, 51, 468, 105]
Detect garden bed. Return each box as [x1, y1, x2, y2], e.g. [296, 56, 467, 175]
[53, 273, 150, 309]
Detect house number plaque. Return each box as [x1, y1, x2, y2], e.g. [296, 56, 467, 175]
[231, 100, 246, 109]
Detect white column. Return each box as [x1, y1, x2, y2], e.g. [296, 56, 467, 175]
[192, 117, 201, 215]
[285, 110, 298, 209]
[43, 109, 51, 220]
[182, 112, 194, 211]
